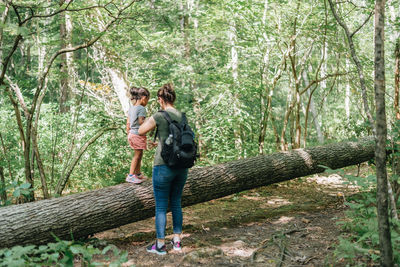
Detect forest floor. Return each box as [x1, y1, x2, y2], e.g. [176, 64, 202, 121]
[94, 166, 366, 267]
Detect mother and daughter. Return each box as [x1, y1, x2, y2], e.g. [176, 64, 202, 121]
[126, 83, 188, 255]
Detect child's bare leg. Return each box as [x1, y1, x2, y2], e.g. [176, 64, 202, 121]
[130, 149, 143, 175]
[135, 152, 143, 174]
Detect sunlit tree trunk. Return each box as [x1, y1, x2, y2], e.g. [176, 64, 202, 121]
[59, 3, 75, 113]
[345, 58, 351, 119]
[374, 1, 393, 265]
[285, 3, 301, 150]
[59, 4, 69, 113]
[0, 3, 9, 60]
[395, 41, 400, 120]
[228, 17, 243, 157]
[106, 68, 130, 115]
[258, 0, 272, 155]
[388, 0, 400, 221]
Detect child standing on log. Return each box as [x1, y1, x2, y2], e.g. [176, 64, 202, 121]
[126, 87, 150, 184]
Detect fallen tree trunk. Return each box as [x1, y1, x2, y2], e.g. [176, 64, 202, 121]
[0, 137, 374, 248]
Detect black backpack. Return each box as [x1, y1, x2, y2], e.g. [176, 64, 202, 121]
[155, 110, 198, 169]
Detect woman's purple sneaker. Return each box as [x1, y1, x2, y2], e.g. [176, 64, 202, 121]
[171, 240, 182, 251]
[146, 242, 167, 255]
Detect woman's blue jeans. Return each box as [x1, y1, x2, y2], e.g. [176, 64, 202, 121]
[152, 165, 188, 239]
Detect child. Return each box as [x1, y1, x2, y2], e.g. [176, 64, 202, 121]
[126, 86, 150, 184]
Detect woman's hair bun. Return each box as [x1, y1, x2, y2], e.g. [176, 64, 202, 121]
[162, 83, 174, 92]
[158, 83, 176, 104]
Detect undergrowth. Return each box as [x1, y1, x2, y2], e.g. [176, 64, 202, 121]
[331, 166, 400, 265]
[0, 237, 128, 267]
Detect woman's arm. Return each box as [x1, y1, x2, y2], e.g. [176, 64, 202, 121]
[138, 116, 156, 135]
[138, 116, 145, 125]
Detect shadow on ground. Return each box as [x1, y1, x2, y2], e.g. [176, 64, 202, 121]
[94, 167, 363, 266]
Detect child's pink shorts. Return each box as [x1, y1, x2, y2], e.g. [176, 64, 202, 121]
[128, 133, 147, 150]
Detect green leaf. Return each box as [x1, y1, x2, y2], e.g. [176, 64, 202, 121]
[101, 245, 113, 255]
[69, 244, 85, 255]
[13, 188, 20, 198]
[19, 183, 31, 189]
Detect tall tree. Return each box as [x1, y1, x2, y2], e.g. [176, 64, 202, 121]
[374, 0, 394, 265]
[59, 0, 75, 113]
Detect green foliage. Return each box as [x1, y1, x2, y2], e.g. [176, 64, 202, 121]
[0, 239, 128, 267]
[333, 170, 400, 264]
[0, 0, 398, 201]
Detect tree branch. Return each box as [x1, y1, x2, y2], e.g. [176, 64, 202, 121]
[0, 34, 23, 86]
[19, 1, 114, 25]
[5, 86, 26, 147]
[55, 126, 119, 195]
[350, 10, 373, 38]
[4, 75, 29, 118]
[327, 0, 375, 132]
[299, 72, 349, 95]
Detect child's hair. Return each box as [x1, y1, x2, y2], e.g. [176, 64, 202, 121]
[130, 86, 150, 101]
[157, 83, 176, 104]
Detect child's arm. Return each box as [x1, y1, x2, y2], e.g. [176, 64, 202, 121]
[126, 117, 130, 135]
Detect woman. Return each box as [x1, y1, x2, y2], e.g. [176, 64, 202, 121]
[138, 83, 188, 255]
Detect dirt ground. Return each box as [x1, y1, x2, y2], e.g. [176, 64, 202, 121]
[94, 168, 363, 267]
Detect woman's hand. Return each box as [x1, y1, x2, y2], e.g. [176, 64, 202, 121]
[139, 116, 156, 135]
[147, 140, 158, 149]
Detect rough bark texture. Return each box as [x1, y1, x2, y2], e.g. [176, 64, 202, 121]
[0, 137, 375, 248]
[374, 1, 394, 265]
[395, 39, 400, 120]
[0, 167, 6, 203]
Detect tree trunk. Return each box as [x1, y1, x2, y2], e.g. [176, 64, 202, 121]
[0, 2, 9, 61]
[228, 18, 243, 158]
[345, 58, 351, 119]
[0, 166, 6, 204]
[59, 1, 75, 113]
[374, 1, 393, 265]
[59, 8, 69, 113]
[395, 39, 399, 120]
[105, 68, 130, 115]
[0, 137, 375, 248]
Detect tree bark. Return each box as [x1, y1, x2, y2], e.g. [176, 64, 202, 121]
[395, 39, 400, 120]
[0, 137, 375, 248]
[59, 5, 69, 113]
[374, 1, 393, 266]
[0, 2, 9, 61]
[228, 17, 243, 158]
[0, 167, 6, 204]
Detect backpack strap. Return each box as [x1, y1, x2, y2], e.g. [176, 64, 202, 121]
[153, 126, 159, 143]
[159, 110, 174, 124]
[180, 113, 187, 126]
[153, 110, 174, 142]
